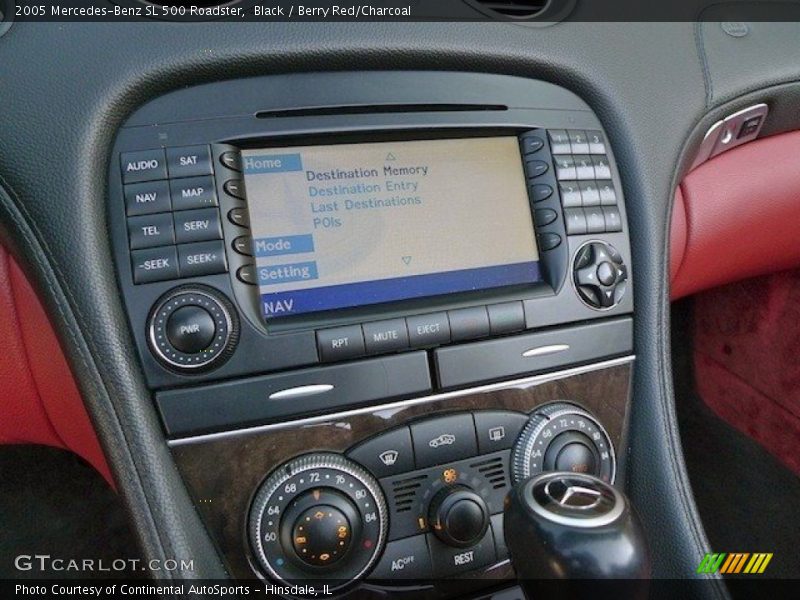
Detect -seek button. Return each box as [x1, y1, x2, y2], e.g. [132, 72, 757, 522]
[131, 246, 178, 284]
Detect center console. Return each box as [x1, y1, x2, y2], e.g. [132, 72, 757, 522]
[109, 71, 634, 596]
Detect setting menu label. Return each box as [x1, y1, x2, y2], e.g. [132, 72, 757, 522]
[241, 136, 540, 318]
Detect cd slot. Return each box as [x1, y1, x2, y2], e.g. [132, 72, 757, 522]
[255, 103, 508, 119]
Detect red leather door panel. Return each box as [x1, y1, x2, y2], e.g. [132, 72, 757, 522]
[671, 130, 800, 299]
[0, 245, 111, 484]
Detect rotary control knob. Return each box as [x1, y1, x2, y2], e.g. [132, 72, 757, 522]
[511, 402, 616, 484]
[428, 486, 490, 548]
[249, 454, 387, 592]
[573, 241, 628, 309]
[147, 285, 238, 373]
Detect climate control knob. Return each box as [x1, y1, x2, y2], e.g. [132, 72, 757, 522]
[511, 402, 616, 484]
[428, 486, 490, 548]
[249, 454, 387, 593]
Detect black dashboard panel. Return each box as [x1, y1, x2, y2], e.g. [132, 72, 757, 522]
[110, 72, 632, 401]
[7, 17, 798, 591]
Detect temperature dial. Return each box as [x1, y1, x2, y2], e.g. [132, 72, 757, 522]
[511, 402, 616, 484]
[249, 454, 387, 592]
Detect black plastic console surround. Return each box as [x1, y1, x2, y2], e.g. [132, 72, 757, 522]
[5, 19, 784, 595]
[109, 72, 633, 443]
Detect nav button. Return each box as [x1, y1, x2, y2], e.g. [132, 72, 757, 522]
[317, 325, 366, 362]
[347, 426, 414, 478]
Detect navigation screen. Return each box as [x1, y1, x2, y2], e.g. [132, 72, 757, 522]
[241, 136, 541, 319]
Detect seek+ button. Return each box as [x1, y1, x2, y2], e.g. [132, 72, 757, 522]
[166, 305, 216, 354]
[178, 240, 227, 278]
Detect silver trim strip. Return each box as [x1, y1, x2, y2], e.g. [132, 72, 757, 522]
[522, 344, 570, 358]
[268, 384, 334, 400]
[168, 355, 635, 447]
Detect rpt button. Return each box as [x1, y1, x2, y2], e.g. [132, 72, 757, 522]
[317, 325, 366, 362]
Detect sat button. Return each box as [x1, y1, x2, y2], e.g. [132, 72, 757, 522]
[166, 145, 212, 179]
[347, 427, 414, 478]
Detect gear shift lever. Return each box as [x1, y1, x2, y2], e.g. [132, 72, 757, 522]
[504, 472, 650, 597]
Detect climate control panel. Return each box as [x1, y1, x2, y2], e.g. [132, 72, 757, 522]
[247, 403, 616, 590]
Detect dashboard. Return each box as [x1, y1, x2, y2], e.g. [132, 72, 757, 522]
[4, 13, 800, 598]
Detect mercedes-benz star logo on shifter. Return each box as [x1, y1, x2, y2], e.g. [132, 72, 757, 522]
[544, 479, 603, 510]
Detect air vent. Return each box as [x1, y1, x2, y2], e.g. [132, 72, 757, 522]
[471, 456, 509, 490]
[473, 0, 549, 19]
[390, 475, 427, 513]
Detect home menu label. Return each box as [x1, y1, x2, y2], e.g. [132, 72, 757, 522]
[241, 136, 540, 318]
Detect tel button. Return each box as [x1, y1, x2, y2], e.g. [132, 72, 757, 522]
[120, 149, 167, 184]
[347, 427, 414, 478]
[410, 414, 477, 468]
[131, 246, 178, 284]
[166, 305, 216, 354]
[316, 325, 366, 362]
[128, 213, 175, 249]
[368, 535, 432, 580]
